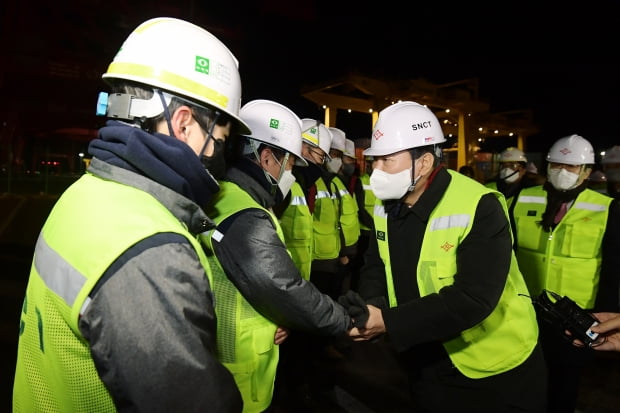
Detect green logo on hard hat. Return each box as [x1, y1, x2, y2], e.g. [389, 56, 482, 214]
[195, 56, 210, 74]
[270, 118, 280, 129]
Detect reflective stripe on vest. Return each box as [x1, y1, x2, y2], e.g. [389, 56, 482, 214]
[279, 181, 313, 280]
[514, 186, 611, 308]
[15, 172, 207, 412]
[201, 180, 280, 413]
[332, 176, 360, 247]
[373, 170, 539, 378]
[312, 177, 340, 260]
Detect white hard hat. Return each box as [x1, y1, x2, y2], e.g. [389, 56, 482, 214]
[500, 147, 527, 163]
[239, 99, 307, 166]
[328, 127, 346, 152]
[364, 101, 446, 157]
[526, 162, 538, 174]
[546, 134, 595, 165]
[301, 118, 333, 160]
[602, 145, 620, 164]
[344, 139, 357, 159]
[102, 17, 250, 134]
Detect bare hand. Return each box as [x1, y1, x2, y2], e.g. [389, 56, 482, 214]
[274, 326, 289, 345]
[589, 312, 620, 352]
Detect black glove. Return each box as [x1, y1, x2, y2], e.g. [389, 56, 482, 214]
[338, 290, 369, 329]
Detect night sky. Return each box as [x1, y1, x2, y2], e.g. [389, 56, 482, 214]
[3, 0, 619, 156]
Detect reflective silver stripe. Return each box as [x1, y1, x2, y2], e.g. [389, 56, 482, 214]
[518, 195, 546, 204]
[316, 190, 331, 199]
[373, 204, 387, 218]
[338, 189, 349, 197]
[34, 234, 87, 307]
[80, 296, 92, 316]
[575, 202, 607, 212]
[362, 184, 372, 190]
[290, 195, 308, 206]
[429, 214, 470, 231]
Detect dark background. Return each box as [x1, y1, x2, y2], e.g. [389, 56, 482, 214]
[2, 0, 619, 155]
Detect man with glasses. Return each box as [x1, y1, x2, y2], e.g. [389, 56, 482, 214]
[486, 147, 544, 247]
[201, 100, 352, 412]
[13, 17, 245, 412]
[513, 134, 620, 413]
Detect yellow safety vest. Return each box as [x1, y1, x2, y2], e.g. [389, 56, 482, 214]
[360, 173, 375, 232]
[331, 175, 360, 248]
[312, 177, 340, 260]
[14, 173, 212, 412]
[279, 181, 313, 280]
[513, 186, 612, 308]
[201, 180, 280, 413]
[373, 170, 539, 378]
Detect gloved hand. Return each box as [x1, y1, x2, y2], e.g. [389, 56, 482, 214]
[338, 290, 369, 329]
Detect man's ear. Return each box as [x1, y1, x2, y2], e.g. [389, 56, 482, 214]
[259, 146, 273, 167]
[169, 105, 193, 140]
[419, 152, 434, 174]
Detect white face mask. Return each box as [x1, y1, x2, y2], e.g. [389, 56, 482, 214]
[499, 167, 520, 184]
[326, 157, 343, 174]
[605, 168, 620, 182]
[548, 167, 580, 190]
[370, 166, 418, 200]
[277, 169, 296, 198]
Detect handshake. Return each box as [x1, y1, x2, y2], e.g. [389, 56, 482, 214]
[338, 290, 388, 341]
[338, 290, 375, 329]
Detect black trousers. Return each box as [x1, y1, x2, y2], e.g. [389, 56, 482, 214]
[406, 343, 548, 412]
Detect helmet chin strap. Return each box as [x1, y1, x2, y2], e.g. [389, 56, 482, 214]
[156, 89, 175, 138]
[198, 111, 221, 159]
[407, 158, 423, 192]
[502, 169, 519, 181]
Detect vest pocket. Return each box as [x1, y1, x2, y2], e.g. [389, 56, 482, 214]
[515, 216, 542, 250]
[559, 223, 603, 258]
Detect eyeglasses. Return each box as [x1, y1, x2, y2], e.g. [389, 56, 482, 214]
[500, 162, 522, 169]
[309, 148, 326, 163]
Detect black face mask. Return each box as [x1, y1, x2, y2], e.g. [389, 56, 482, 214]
[201, 138, 227, 180]
[342, 163, 355, 177]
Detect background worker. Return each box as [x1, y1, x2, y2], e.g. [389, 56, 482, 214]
[347, 101, 547, 412]
[272, 117, 340, 410]
[13, 17, 246, 412]
[486, 147, 543, 247]
[201, 99, 352, 412]
[512, 134, 620, 413]
[327, 127, 360, 298]
[344, 140, 373, 292]
[601, 145, 620, 200]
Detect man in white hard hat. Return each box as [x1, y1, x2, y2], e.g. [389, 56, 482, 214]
[345, 101, 547, 411]
[13, 17, 245, 411]
[486, 147, 545, 248]
[201, 100, 353, 412]
[486, 147, 543, 208]
[602, 145, 620, 200]
[513, 134, 620, 413]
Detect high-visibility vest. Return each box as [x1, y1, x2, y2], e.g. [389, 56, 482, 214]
[311, 177, 340, 260]
[360, 173, 375, 232]
[513, 186, 611, 308]
[14, 173, 212, 412]
[373, 170, 539, 378]
[331, 175, 360, 248]
[279, 181, 313, 280]
[201, 180, 281, 413]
